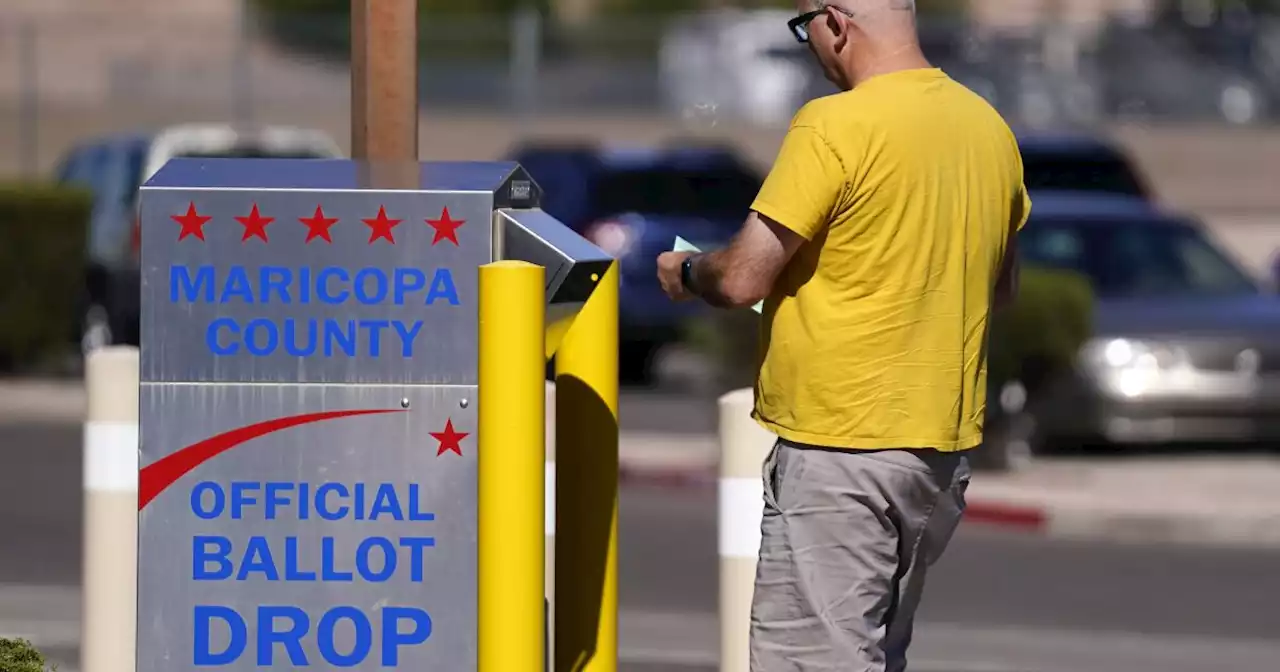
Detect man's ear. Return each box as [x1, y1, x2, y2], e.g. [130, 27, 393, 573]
[827, 10, 849, 50]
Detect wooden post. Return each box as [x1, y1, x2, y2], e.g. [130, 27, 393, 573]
[351, 0, 419, 161]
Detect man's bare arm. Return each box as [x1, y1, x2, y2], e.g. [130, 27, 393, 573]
[687, 212, 808, 309]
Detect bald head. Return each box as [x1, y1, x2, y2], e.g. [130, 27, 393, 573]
[810, 0, 917, 21]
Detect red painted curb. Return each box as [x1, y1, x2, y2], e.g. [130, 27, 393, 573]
[616, 464, 1051, 533]
[618, 464, 717, 487]
[963, 500, 1049, 530]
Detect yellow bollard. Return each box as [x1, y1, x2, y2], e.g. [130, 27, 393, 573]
[554, 261, 620, 672]
[479, 260, 546, 672]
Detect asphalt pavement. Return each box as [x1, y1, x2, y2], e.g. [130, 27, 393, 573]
[5, 419, 1280, 671]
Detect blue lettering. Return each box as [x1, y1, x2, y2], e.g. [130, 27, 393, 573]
[171, 265, 215, 303]
[426, 268, 459, 305]
[260, 267, 292, 303]
[237, 536, 280, 581]
[283, 537, 317, 581]
[257, 606, 309, 666]
[354, 483, 366, 520]
[324, 320, 357, 357]
[194, 605, 245, 666]
[355, 537, 397, 582]
[284, 319, 317, 357]
[317, 267, 349, 304]
[321, 537, 354, 582]
[354, 268, 388, 305]
[264, 482, 292, 520]
[408, 484, 433, 521]
[193, 536, 233, 580]
[230, 482, 260, 519]
[381, 607, 432, 665]
[299, 482, 311, 520]
[393, 321, 423, 357]
[244, 319, 277, 356]
[298, 267, 312, 304]
[316, 483, 349, 520]
[191, 482, 225, 519]
[400, 537, 436, 583]
[318, 607, 372, 667]
[394, 268, 426, 305]
[369, 483, 402, 521]
[220, 266, 254, 304]
[207, 318, 239, 355]
[359, 320, 389, 358]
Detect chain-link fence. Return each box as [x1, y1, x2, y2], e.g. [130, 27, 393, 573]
[3, 8, 1280, 177]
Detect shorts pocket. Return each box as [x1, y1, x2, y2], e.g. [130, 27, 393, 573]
[761, 439, 783, 513]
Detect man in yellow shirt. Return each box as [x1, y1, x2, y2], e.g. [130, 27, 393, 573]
[657, 0, 1029, 669]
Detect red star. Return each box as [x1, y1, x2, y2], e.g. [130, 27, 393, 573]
[171, 202, 211, 242]
[431, 418, 469, 457]
[299, 205, 339, 244]
[363, 206, 401, 244]
[235, 203, 274, 243]
[425, 207, 466, 246]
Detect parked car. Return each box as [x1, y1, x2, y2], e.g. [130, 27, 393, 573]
[1016, 130, 1153, 200]
[982, 191, 1280, 467]
[509, 142, 764, 382]
[54, 123, 344, 352]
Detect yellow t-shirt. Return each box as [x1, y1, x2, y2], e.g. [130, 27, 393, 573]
[750, 67, 1031, 451]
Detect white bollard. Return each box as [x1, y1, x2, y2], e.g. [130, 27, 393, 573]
[717, 388, 778, 672]
[544, 380, 556, 670]
[81, 346, 140, 672]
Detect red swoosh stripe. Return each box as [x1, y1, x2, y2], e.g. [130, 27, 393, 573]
[138, 409, 403, 510]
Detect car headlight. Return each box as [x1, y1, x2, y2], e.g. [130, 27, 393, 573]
[1079, 338, 1189, 398]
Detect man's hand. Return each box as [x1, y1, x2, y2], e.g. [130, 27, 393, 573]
[657, 250, 694, 301]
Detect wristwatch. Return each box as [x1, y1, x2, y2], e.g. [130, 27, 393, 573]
[680, 256, 698, 294]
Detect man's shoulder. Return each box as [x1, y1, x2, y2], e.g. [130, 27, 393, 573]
[790, 92, 859, 129]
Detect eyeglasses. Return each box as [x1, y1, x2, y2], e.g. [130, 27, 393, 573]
[787, 6, 856, 43]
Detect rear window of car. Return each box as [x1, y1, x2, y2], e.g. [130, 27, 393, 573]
[1021, 152, 1148, 198]
[590, 166, 761, 222]
[1021, 217, 1258, 298]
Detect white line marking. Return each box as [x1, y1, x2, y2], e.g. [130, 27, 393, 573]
[83, 422, 139, 491]
[718, 476, 762, 558]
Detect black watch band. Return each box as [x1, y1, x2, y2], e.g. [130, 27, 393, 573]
[681, 256, 698, 294]
[680, 254, 701, 293]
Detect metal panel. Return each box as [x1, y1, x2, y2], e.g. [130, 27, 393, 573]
[139, 161, 491, 385]
[494, 208, 612, 305]
[137, 383, 477, 671]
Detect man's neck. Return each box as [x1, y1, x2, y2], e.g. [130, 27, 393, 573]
[847, 41, 932, 87]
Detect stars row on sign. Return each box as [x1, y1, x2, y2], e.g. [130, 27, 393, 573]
[170, 202, 466, 246]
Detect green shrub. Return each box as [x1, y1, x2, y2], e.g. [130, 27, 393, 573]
[0, 638, 53, 672]
[987, 266, 1095, 395]
[0, 183, 92, 369]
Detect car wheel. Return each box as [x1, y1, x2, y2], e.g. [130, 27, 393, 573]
[973, 380, 1040, 472]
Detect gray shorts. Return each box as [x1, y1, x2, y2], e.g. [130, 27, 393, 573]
[749, 439, 971, 672]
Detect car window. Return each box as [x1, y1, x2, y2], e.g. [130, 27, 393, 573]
[590, 166, 760, 221]
[174, 146, 336, 160]
[1020, 152, 1147, 197]
[1022, 218, 1258, 297]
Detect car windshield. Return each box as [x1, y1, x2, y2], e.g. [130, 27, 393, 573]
[1021, 152, 1147, 197]
[1021, 218, 1259, 298]
[589, 166, 760, 221]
